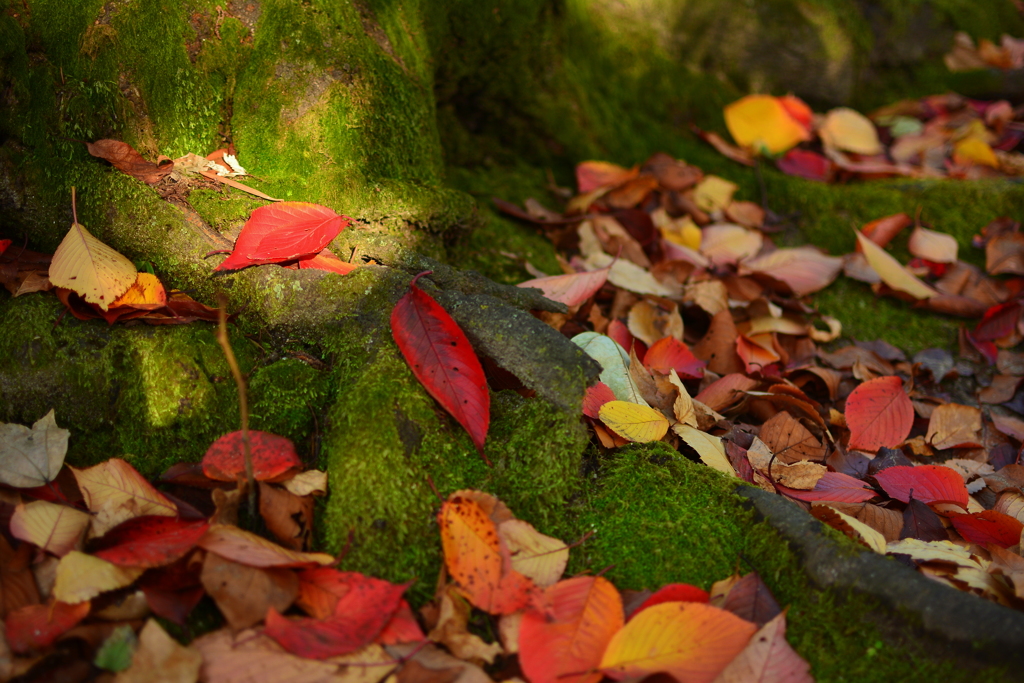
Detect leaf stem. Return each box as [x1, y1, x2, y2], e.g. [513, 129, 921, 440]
[215, 292, 255, 518]
[70, 186, 78, 224]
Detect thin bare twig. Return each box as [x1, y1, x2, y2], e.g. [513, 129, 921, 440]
[215, 292, 255, 518]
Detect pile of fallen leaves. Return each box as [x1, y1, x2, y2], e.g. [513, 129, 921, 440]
[695, 88, 1024, 181]
[0, 411, 811, 682]
[496, 148, 1024, 612]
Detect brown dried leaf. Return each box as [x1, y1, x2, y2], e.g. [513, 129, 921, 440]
[86, 139, 173, 184]
[259, 482, 314, 552]
[758, 411, 826, 464]
[926, 403, 983, 450]
[200, 553, 298, 630]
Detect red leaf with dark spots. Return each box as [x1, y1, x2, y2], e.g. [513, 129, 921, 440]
[92, 516, 209, 567]
[391, 272, 490, 460]
[874, 465, 969, 509]
[950, 511, 1024, 548]
[631, 583, 709, 618]
[582, 382, 616, 419]
[214, 202, 350, 271]
[845, 376, 914, 452]
[643, 337, 706, 379]
[202, 431, 302, 482]
[6, 600, 90, 653]
[776, 471, 876, 503]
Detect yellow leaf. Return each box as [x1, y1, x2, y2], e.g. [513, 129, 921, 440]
[855, 230, 936, 300]
[498, 519, 569, 588]
[693, 176, 738, 213]
[673, 425, 736, 476]
[724, 95, 810, 155]
[658, 214, 702, 251]
[812, 504, 887, 554]
[819, 107, 883, 155]
[700, 224, 763, 265]
[49, 222, 137, 311]
[667, 370, 697, 428]
[599, 401, 669, 443]
[953, 136, 999, 168]
[600, 602, 756, 682]
[9, 500, 90, 557]
[907, 226, 958, 264]
[71, 458, 177, 537]
[54, 551, 144, 604]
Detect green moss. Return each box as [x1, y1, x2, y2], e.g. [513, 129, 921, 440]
[571, 443, 1012, 682]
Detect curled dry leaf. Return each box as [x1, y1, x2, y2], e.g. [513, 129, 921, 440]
[86, 139, 174, 184]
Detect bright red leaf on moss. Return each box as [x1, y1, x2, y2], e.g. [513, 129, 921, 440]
[91, 516, 209, 567]
[950, 511, 1024, 548]
[202, 431, 302, 482]
[6, 599, 90, 653]
[632, 583, 709, 618]
[391, 272, 490, 459]
[582, 382, 617, 419]
[214, 202, 350, 271]
[844, 375, 914, 451]
[873, 465, 969, 509]
[775, 471, 876, 503]
[643, 337, 706, 379]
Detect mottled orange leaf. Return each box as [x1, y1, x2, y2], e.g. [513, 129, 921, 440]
[438, 493, 534, 615]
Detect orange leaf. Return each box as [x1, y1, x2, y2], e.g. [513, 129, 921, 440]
[576, 161, 638, 193]
[518, 266, 610, 308]
[5, 599, 91, 653]
[735, 333, 780, 375]
[845, 376, 914, 452]
[438, 493, 534, 615]
[109, 272, 167, 309]
[520, 576, 624, 683]
[198, 524, 334, 568]
[600, 601, 757, 682]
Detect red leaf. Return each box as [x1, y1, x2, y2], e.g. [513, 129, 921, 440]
[376, 600, 425, 644]
[202, 431, 302, 482]
[6, 600, 90, 653]
[582, 382, 617, 419]
[91, 516, 209, 567]
[873, 465, 969, 509]
[775, 471, 876, 503]
[643, 337, 706, 379]
[632, 583, 709, 618]
[720, 573, 781, 628]
[214, 202, 350, 271]
[950, 511, 1024, 548]
[776, 149, 831, 181]
[844, 376, 914, 451]
[0, 239, 11, 255]
[391, 272, 490, 458]
[974, 300, 1023, 342]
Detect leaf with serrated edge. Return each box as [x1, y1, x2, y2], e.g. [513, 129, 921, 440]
[498, 519, 569, 588]
[599, 401, 670, 443]
[600, 602, 756, 682]
[53, 551, 144, 604]
[71, 458, 177, 537]
[10, 500, 90, 557]
[49, 222, 136, 310]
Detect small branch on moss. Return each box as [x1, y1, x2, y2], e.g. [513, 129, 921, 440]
[215, 291, 255, 518]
